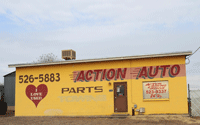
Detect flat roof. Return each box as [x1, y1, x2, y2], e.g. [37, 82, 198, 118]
[8, 51, 192, 68]
[3, 71, 16, 77]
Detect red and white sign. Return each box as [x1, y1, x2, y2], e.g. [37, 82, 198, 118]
[26, 84, 48, 107]
[72, 64, 186, 82]
[143, 81, 169, 99]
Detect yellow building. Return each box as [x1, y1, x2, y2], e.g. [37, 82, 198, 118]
[9, 51, 192, 116]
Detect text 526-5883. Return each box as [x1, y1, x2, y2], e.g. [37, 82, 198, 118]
[19, 73, 60, 83]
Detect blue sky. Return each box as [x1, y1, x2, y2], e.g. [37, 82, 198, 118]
[0, 0, 200, 89]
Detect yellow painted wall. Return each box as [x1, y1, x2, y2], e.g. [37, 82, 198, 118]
[130, 56, 187, 115]
[15, 56, 188, 116]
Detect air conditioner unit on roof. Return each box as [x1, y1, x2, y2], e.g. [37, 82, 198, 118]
[62, 49, 76, 60]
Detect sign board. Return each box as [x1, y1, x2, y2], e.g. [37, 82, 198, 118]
[143, 81, 169, 99]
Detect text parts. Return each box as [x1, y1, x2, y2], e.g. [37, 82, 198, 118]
[62, 86, 103, 94]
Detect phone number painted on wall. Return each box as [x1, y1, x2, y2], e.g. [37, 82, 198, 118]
[19, 73, 60, 83]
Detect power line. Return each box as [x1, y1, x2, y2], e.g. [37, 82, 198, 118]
[186, 47, 200, 65]
[186, 47, 200, 59]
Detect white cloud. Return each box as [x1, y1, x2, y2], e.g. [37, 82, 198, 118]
[0, 0, 200, 28]
[0, 0, 200, 88]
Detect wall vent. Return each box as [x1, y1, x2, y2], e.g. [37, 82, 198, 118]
[62, 49, 76, 60]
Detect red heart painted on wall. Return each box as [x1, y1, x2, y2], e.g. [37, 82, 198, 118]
[26, 84, 48, 107]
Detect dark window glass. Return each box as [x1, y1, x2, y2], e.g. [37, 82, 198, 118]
[117, 85, 124, 96]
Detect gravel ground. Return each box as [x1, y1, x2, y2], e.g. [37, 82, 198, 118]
[0, 111, 200, 125]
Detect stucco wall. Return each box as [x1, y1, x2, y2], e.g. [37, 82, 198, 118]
[15, 56, 187, 116]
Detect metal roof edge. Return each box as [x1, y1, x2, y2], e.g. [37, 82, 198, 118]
[8, 51, 192, 68]
[3, 71, 16, 77]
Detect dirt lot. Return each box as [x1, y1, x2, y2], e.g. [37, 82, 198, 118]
[1, 111, 200, 125]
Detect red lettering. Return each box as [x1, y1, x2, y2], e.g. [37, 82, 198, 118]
[101, 69, 107, 80]
[149, 90, 151, 94]
[77, 71, 85, 81]
[160, 65, 170, 77]
[150, 83, 156, 89]
[150, 94, 156, 98]
[170, 65, 180, 76]
[107, 69, 115, 79]
[85, 70, 93, 81]
[116, 68, 127, 79]
[94, 70, 102, 81]
[157, 94, 162, 98]
[139, 67, 147, 78]
[148, 66, 159, 77]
